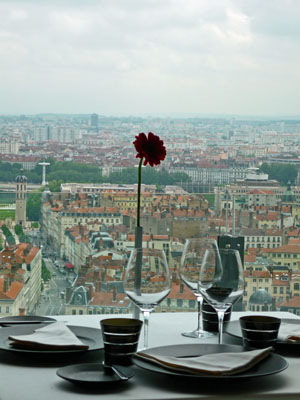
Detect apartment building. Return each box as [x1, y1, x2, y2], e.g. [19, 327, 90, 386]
[0, 243, 42, 315]
[261, 244, 300, 272]
[240, 228, 282, 250]
[41, 197, 122, 257]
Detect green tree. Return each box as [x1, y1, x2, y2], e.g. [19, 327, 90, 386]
[108, 167, 191, 186]
[41, 259, 51, 282]
[14, 224, 24, 236]
[49, 179, 64, 192]
[27, 193, 42, 221]
[259, 163, 298, 185]
[1, 224, 15, 245]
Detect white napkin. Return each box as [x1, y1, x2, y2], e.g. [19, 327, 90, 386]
[135, 347, 272, 376]
[8, 322, 89, 350]
[278, 322, 300, 343]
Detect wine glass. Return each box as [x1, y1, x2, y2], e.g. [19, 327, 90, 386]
[198, 248, 244, 344]
[179, 238, 218, 338]
[124, 248, 171, 349]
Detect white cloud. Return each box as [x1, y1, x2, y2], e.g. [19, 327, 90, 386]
[0, 0, 299, 115]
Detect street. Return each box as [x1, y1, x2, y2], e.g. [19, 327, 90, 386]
[35, 258, 73, 316]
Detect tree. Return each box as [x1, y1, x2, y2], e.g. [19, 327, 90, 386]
[27, 193, 42, 221]
[49, 180, 64, 192]
[108, 167, 191, 186]
[259, 163, 298, 185]
[41, 259, 51, 282]
[14, 224, 24, 236]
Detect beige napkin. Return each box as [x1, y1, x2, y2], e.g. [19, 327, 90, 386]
[135, 347, 272, 376]
[278, 322, 300, 343]
[8, 322, 89, 350]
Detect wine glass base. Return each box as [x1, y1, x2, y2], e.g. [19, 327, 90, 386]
[181, 329, 215, 339]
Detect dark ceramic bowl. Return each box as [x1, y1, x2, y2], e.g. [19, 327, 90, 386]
[100, 318, 143, 366]
[239, 315, 281, 349]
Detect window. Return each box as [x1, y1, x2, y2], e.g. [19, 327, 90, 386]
[177, 299, 183, 307]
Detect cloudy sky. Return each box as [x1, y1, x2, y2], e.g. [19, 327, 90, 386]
[0, 0, 299, 116]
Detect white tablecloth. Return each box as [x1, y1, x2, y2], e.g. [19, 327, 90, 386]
[0, 311, 298, 400]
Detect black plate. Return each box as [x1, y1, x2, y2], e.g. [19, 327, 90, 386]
[225, 318, 300, 349]
[57, 363, 134, 386]
[133, 344, 288, 380]
[0, 324, 103, 354]
[0, 316, 56, 326]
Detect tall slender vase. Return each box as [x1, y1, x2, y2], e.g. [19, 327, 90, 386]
[133, 225, 143, 319]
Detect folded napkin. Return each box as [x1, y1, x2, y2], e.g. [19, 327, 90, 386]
[8, 322, 89, 350]
[135, 347, 272, 376]
[278, 322, 300, 343]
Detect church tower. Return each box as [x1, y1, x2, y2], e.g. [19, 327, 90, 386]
[15, 169, 27, 226]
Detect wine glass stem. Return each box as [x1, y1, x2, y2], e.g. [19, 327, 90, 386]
[217, 310, 225, 344]
[196, 295, 203, 332]
[143, 310, 150, 349]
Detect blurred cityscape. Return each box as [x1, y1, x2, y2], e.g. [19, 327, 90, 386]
[0, 113, 300, 317]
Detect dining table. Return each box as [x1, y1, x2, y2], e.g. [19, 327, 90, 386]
[0, 311, 299, 400]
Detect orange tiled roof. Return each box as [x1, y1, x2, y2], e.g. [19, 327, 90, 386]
[244, 254, 256, 263]
[263, 245, 300, 254]
[281, 296, 300, 308]
[5, 281, 24, 299]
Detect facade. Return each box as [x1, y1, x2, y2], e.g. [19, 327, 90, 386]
[0, 140, 19, 154]
[241, 228, 282, 250]
[262, 245, 300, 272]
[170, 165, 248, 186]
[0, 243, 42, 315]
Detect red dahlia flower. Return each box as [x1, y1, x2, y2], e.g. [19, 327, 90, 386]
[133, 132, 166, 167]
[133, 132, 166, 227]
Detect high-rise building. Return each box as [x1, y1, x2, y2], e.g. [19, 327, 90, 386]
[91, 113, 99, 129]
[15, 169, 27, 226]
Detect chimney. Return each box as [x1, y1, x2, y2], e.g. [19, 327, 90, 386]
[280, 213, 284, 230]
[95, 280, 101, 292]
[101, 268, 105, 281]
[248, 211, 254, 229]
[179, 283, 184, 294]
[3, 277, 10, 292]
[112, 286, 117, 302]
[93, 270, 98, 281]
[88, 284, 93, 299]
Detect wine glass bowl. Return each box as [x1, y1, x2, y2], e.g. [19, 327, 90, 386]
[124, 248, 171, 348]
[179, 238, 218, 338]
[198, 248, 244, 344]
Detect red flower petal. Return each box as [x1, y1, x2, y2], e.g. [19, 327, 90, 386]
[133, 132, 166, 167]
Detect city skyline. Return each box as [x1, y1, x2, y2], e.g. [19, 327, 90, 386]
[0, 0, 299, 116]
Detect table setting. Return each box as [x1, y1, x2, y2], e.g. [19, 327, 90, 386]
[0, 238, 299, 399]
[0, 311, 298, 399]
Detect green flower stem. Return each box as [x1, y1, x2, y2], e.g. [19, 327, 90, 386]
[137, 158, 143, 227]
